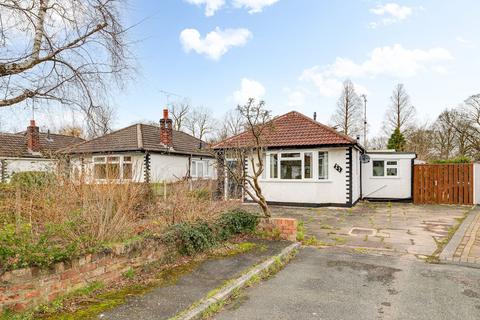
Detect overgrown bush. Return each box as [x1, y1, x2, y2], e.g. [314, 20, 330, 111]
[0, 223, 77, 272]
[9, 171, 55, 190]
[164, 209, 259, 256]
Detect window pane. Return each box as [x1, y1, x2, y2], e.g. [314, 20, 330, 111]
[318, 152, 328, 179]
[281, 153, 301, 158]
[107, 156, 120, 163]
[387, 168, 398, 176]
[281, 160, 302, 179]
[107, 163, 120, 179]
[373, 161, 385, 176]
[124, 156, 132, 162]
[123, 163, 132, 179]
[270, 154, 278, 178]
[197, 162, 204, 177]
[304, 153, 312, 178]
[94, 164, 106, 179]
[386, 160, 397, 166]
[191, 160, 197, 176]
[94, 157, 105, 163]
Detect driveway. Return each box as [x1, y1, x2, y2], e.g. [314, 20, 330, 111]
[268, 202, 471, 258]
[215, 247, 480, 320]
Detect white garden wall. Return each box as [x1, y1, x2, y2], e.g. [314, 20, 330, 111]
[0, 158, 56, 182]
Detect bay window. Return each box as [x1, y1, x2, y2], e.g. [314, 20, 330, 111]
[93, 155, 132, 181]
[266, 150, 329, 180]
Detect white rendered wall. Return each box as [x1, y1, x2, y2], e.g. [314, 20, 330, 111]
[149, 154, 216, 183]
[0, 158, 56, 182]
[245, 147, 350, 205]
[362, 153, 415, 199]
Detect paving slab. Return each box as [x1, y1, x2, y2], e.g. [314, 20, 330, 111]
[98, 239, 291, 320]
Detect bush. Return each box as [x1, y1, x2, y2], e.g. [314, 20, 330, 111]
[0, 223, 77, 272]
[164, 209, 259, 256]
[9, 171, 55, 190]
[431, 156, 471, 164]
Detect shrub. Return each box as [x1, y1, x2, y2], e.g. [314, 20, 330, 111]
[9, 171, 55, 190]
[431, 156, 471, 164]
[0, 223, 77, 272]
[164, 209, 259, 256]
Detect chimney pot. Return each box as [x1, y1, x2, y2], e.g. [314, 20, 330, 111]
[163, 108, 169, 120]
[313, 112, 317, 121]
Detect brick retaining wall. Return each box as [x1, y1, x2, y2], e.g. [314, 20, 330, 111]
[0, 240, 166, 312]
[259, 218, 298, 241]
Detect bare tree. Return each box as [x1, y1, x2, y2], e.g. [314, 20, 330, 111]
[368, 136, 388, 150]
[169, 101, 190, 131]
[215, 99, 272, 217]
[432, 110, 457, 160]
[58, 125, 84, 138]
[216, 109, 244, 141]
[0, 0, 130, 115]
[383, 84, 416, 134]
[405, 123, 434, 160]
[85, 105, 116, 138]
[185, 106, 214, 141]
[331, 80, 362, 137]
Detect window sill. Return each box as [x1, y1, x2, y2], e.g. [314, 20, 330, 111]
[259, 179, 333, 183]
[369, 176, 400, 179]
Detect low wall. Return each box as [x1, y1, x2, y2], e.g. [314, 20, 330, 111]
[0, 240, 166, 312]
[259, 218, 298, 241]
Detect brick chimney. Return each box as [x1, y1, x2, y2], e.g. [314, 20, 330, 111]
[26, 120, 40, 152]
[160, 108, 173, 147]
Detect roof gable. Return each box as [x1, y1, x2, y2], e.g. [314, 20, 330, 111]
[213, 111, 356, 149]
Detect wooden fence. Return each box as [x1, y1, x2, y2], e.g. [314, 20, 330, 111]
[413, 163, 473, 205]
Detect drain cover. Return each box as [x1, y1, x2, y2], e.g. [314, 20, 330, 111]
[349, 227, 376, 236]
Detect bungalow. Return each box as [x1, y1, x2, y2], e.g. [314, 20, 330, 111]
[0, 120, 84, 182]
[65, 109, 215, 183]
[213, 111, 416, 207]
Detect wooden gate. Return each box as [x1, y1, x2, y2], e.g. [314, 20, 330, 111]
[413, 163, 473, 205]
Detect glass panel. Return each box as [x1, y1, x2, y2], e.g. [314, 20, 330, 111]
[387, 168, 398, 176]
[386, 160, 397, 166]
[106, 163, 120, 179]
[94, 164, 106, 179]
[124, 156, 132, 162]
[304, 153, 312, 178]
[281, 160, 302, 179]
[318, 152, 328, 179]
[94, 157, 105, 163]
[107, 156, 120, 163]
[281, 153, 301, 158]
[373, 161, 385, 176]
[270, 154, 278, 178]
[191, 160, 197, 176]
[197, 162, 204, 177]
[123, 163, 132, 179]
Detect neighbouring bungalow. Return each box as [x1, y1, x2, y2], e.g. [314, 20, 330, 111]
[213, 111, 416, 207]
[65, 109, 215, 183]
[0, 120, 84, 183]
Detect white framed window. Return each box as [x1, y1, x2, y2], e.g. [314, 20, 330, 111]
[266, 150, 329, 181]
[318, 151, 328, 180]
[372, 160, 398, 177]
[191, 159, 210, 178]
[93, 155, 133, 181]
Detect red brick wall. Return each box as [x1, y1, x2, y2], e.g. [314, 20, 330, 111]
[259, 218, 298, 241]
[0, 241, 166, 312]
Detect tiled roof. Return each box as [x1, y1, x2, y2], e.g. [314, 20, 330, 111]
[212, 111, 357, 149]
[0, 132, 84, 158]
[66, 124, 211, 156]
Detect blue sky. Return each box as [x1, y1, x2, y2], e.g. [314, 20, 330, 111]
[3, 0, 480, 137]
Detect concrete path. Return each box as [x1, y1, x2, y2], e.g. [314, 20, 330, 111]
[441, 208, 480, 265]
[215, 247, 480, 320]
[264, 202, 469, 258]
[98, 239, 291, 320]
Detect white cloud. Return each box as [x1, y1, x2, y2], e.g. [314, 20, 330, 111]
[301, 44, 452, 96]
[180, 27, 252, 60]
[232, 0, 280, 14]
[185, 0, 225, 17]
[233, 78, 266, 104]
[456, 36, 476, 48]
[370, 3, 413, 28]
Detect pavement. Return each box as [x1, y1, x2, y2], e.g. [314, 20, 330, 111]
[215, 247, 480, 320]
[440, 207, 480, 265]
[98, 239, 291, 320]
[265, 202, 470, 258]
